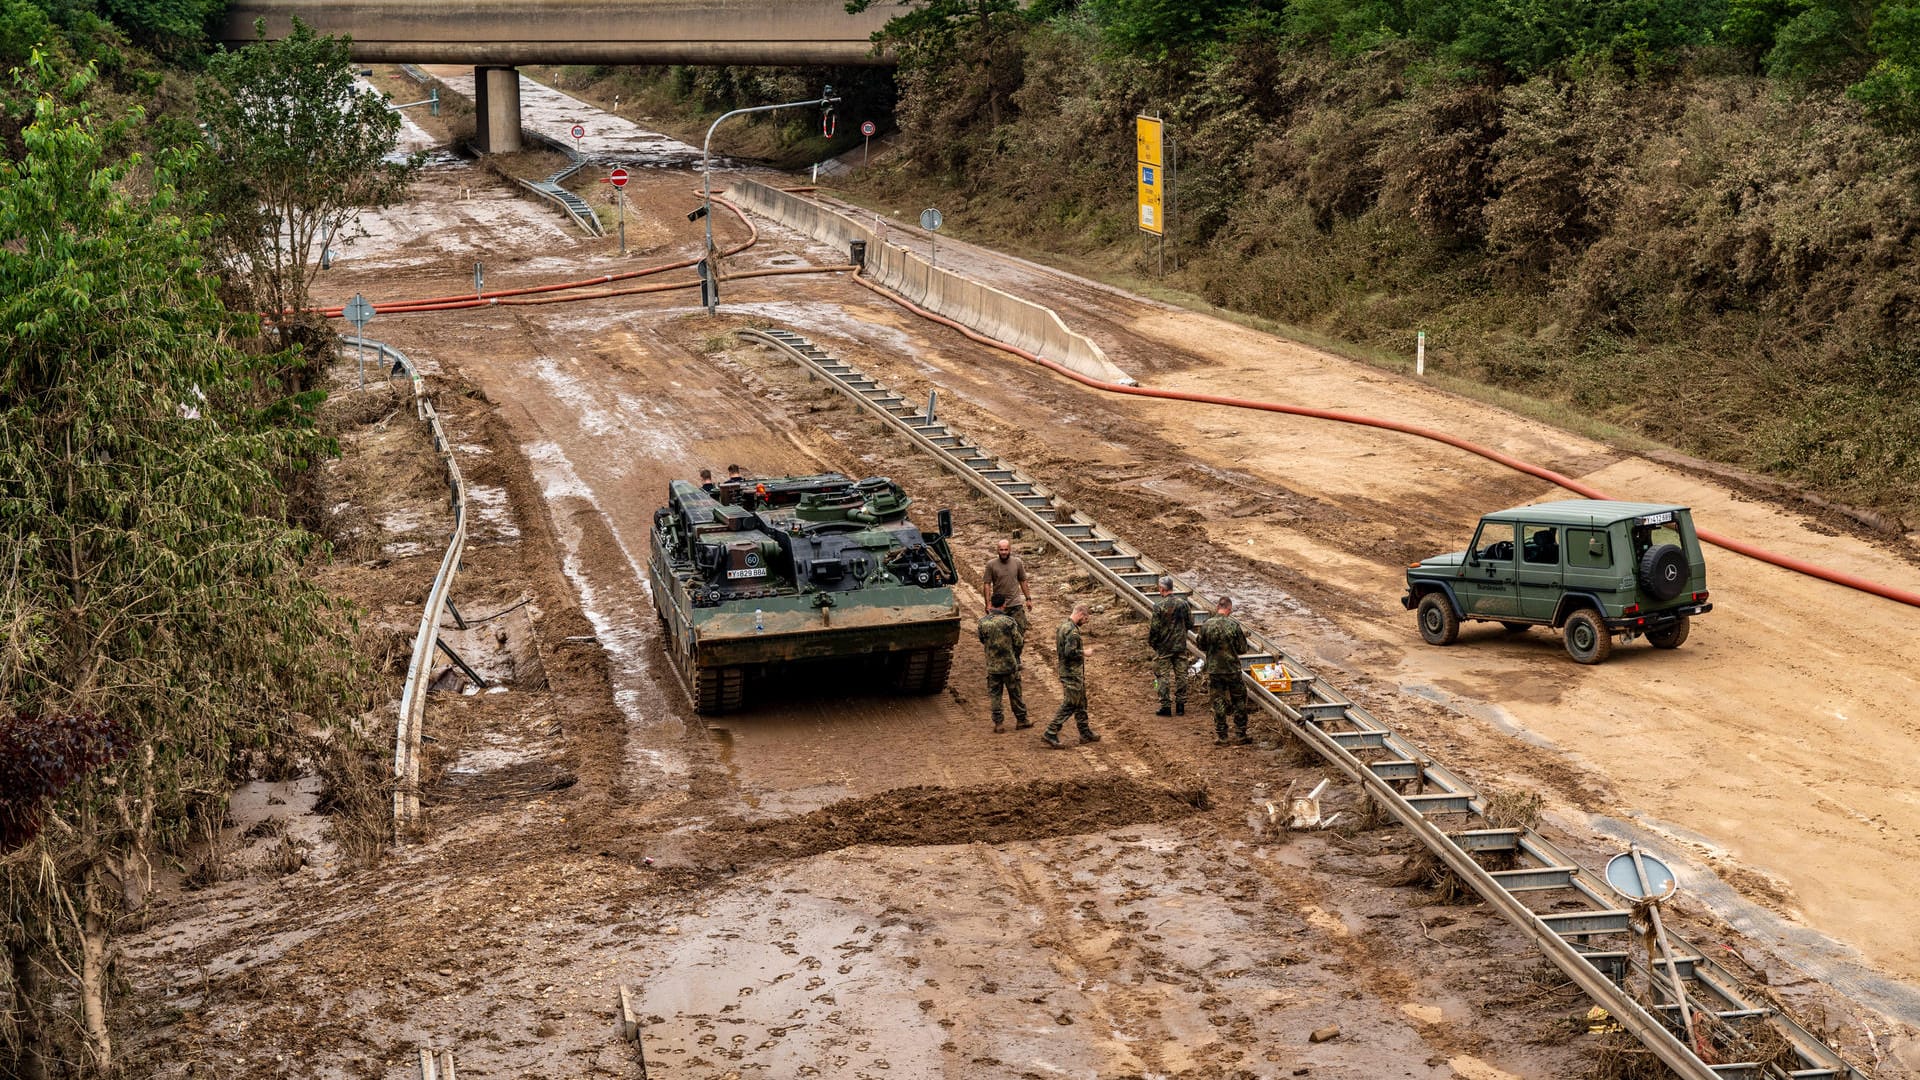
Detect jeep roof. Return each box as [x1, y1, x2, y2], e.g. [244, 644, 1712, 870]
[1476, 500, 1688, 526]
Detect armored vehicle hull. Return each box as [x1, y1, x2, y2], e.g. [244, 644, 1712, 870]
[649, 473, 962, 713]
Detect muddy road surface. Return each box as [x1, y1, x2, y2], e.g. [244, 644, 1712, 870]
[118, 72, 1920, 1079]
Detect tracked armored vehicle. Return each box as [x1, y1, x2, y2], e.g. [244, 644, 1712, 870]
[650, 473, 962, 714]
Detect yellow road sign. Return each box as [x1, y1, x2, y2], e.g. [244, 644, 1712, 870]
[1137, 163, 1163, 235]
[1136, 115, 1163, 168]
[1136, 115, 1165, 236]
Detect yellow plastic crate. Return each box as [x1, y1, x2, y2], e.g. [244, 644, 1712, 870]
[1250, 663, 1293, 693]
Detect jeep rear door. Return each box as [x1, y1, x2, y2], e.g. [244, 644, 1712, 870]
[1460, 520, 1519, 618]
[1515, 523, 1563, 620]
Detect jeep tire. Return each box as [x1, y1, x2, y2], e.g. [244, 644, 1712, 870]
[1417, 594, 1459, 646]
[1638, 544, 1689, 601]
[1563, 609, 1613, 664]
[1647, 616, 1690, 649]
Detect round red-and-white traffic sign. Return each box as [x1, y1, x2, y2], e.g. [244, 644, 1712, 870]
[861, 120, 876, 137]
[608, 167, 629, 188]
[570, 123, 585, 140]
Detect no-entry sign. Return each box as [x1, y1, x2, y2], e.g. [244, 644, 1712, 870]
[608, 167, 629, 188]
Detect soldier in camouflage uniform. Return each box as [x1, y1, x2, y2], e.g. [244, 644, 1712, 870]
[1195, 596, 1252, 745]
[1148, 576, 1192, 716]
[978, 596, 1029, 732]
[1043, 603, 1099, 748]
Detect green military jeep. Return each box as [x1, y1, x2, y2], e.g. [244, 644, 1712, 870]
[1401, 500, 1711, 664]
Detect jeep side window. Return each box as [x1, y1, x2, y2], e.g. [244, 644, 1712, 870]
[1567, 528, 1610, 568]
[1472, 522, 1515, 562]
[1521, 525, 1559, 565]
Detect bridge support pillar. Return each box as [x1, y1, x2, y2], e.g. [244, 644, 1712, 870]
[472, 66, 523, 154]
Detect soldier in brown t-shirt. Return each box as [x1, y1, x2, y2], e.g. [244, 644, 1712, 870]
[983, 538, 1034, 632]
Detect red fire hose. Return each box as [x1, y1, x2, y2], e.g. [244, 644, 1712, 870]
[305, 181, 1920, 610]
[301, 194, 765, 318]
[846, 273, 1920, 610]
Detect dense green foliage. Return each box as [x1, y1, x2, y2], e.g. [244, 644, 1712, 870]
[0, 0, 220, 65]
[1, 56, 356, 1074]
[0, 6, 404, 1065]
[845, 1, 1920, 517]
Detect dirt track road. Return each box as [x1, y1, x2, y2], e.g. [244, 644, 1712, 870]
[120, 73, 1919, 1078]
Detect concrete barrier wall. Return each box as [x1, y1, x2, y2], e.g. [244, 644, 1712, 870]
[728, 179, 1134, 386]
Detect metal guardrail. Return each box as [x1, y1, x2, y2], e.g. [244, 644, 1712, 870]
[522, 131, 603, 237]
[418, 1047, 456, 1079]
[739, 327, 1866, 1080]
[343, 336, 468, 835]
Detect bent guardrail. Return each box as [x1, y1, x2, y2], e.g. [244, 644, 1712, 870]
[523, 130, 603, 237]
[342, 336, 468, 836]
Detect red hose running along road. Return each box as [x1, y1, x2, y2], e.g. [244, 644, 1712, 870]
[313, 182, 1919, 610]
[844, 272, 1920, 610]
[303, 194, 765, 318]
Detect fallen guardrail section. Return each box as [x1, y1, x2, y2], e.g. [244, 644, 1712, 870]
[522, 131, 604, 237]
[343, 336, 468, 836]
[739, 326, 1865, 1080]
[417, 1047, 457, 1079]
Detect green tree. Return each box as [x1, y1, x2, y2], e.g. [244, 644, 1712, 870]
[1849, 0, 1920, 124]
[846, 0, 1027, 131]
[198, 19, 418, 345]
[1086, 0, 1266, 57]
[0, 55, 349, 1076]
[1726, 0, 1874, 78]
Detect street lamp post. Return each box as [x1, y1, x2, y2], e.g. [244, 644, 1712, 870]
[702, 86, 841, 263]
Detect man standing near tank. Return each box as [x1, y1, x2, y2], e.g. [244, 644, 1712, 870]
[978, 596, 1029, 733]
[1196, 596, 1252, 745]
[1043, 603, 1099, 748]
[983, 538, 1035, 634]
[1148, 576, 1191, 717]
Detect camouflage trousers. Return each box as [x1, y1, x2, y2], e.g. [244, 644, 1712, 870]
[1208, 673, 1249, 738]
[1046, 676, 1093, 739]
[987, 669, 1027, 727]
[1152, 652, 1189, 707]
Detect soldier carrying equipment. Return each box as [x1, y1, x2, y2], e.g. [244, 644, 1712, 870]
[1195, 596, 1251, 745]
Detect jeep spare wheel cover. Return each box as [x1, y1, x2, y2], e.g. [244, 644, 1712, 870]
[1638, 544, 1688, 601]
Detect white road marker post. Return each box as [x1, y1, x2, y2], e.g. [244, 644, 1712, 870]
[1416, 330, 1427, 377]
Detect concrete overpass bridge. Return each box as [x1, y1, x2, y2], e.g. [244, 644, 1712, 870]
[222, 0, 894, 151]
